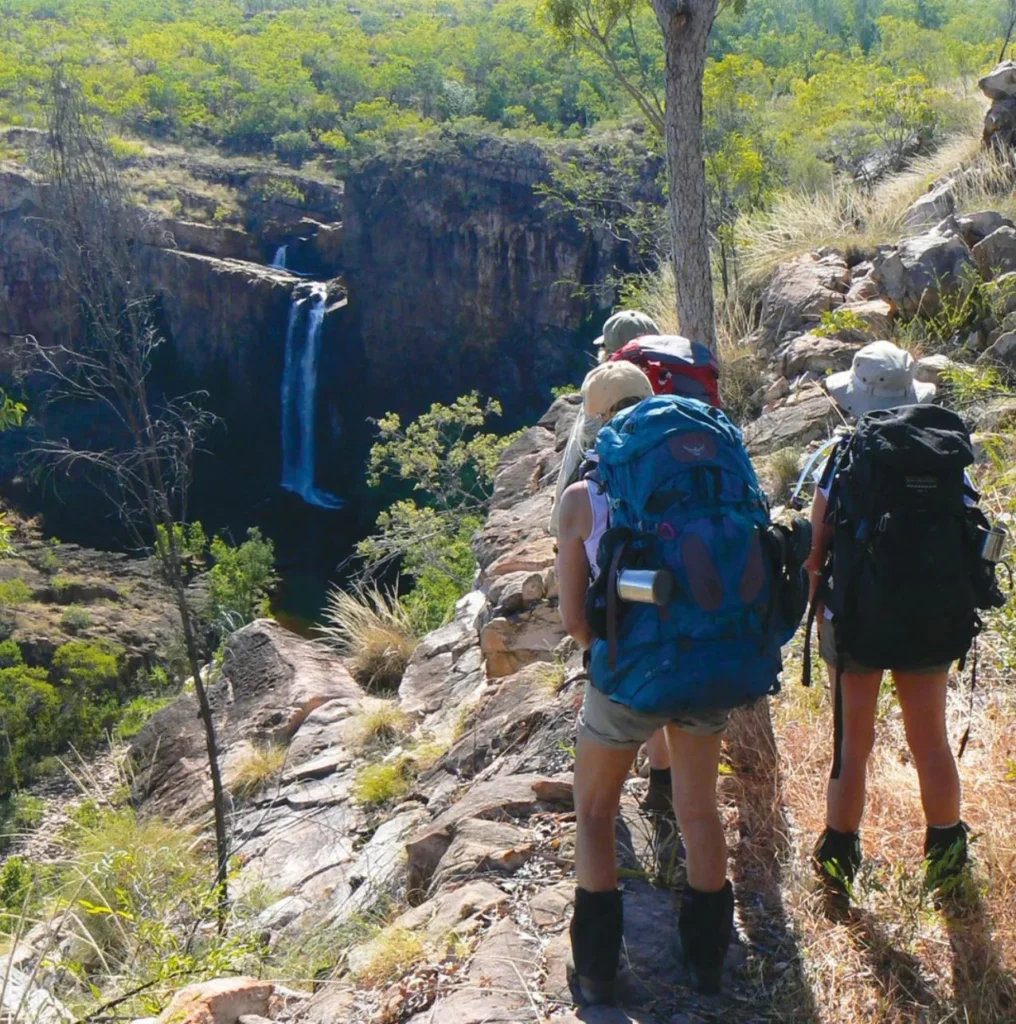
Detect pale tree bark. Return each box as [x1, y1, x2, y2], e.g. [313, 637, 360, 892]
[651, 0, 719, 353]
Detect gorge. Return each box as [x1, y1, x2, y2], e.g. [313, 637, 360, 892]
[0, 131, 635, 617]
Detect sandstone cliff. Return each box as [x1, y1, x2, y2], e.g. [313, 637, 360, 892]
[343, 132, 639, 424]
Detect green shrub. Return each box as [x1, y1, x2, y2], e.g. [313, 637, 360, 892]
[0, 856, 36, 932]
[0, 579, 31, 607]
[207, 527, 278, 634]
[273, 129, 314, 166]
[60, 605, 92, 633]
[353, 758, 414, 808]
[113, 695, 173, 742]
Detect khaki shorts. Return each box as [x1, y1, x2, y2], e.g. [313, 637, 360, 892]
[819, 621, 951, 675]
[578, 682, 730, 749]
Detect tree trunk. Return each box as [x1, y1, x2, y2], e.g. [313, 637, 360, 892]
[651, 0, 719, 353]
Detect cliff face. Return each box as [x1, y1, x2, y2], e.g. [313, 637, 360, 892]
[343, 133, 637, 423]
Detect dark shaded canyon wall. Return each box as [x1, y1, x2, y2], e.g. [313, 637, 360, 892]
[342, 132, 636, 427]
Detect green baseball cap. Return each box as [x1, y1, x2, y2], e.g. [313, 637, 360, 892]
[594, 310, 661, 355]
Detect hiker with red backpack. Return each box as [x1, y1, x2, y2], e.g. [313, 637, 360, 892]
[556, 359, 810, 1005]
[803, 341, 1008, 911]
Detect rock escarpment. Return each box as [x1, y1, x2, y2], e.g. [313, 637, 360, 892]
[343, 132, 641, 424]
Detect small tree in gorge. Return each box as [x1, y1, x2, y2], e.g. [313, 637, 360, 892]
[13, 69, 230, 924]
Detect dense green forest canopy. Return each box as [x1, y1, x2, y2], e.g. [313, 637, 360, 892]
[0, 1, 1004, 162]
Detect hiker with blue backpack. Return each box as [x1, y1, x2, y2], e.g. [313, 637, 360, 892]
[802, 341, 1008, 912]
[556, 359, 810, 1005]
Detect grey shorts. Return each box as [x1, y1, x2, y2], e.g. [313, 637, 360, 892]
[578, 682, 729, 749]
[819, 621, 951, 675]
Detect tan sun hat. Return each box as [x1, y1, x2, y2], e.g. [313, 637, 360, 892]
[825, 340, 936, 418]
[582, 361, 653, 420]
[594, 310, 660, 357]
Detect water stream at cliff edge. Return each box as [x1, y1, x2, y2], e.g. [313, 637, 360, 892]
[278, 246, 343, 510]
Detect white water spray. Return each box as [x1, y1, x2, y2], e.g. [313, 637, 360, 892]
[271, 245, 288, 269]
[280, 284, 343, 509]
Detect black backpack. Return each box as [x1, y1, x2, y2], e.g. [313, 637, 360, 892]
[808, 404, 1005, 681]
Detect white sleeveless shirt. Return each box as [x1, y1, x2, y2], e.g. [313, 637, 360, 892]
[583, 480, 610, 580]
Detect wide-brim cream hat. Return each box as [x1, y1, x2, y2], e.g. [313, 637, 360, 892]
[582, 361, 653, 420]
[826, 340, 936, 418]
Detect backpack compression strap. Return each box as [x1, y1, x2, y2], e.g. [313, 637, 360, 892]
[605, 539, 628, 672]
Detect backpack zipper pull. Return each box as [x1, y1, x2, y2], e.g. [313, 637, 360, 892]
[878, 512, 891, 533]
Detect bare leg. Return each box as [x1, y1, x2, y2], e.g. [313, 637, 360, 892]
[893, 669, 960, 828]
[573, 733, 637, 891]
[825, 667, 882, 833]
[664, 726, 726, 891]
[644, 729, 670, 769]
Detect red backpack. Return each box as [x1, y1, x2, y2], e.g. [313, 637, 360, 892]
[609, 335, 720, 407]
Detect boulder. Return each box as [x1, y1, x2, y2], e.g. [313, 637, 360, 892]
[431, 818, 534, 890]
[155, 978, 272, 1024]
[845, 262, 879, 303]
[131, 620, 361, 818]
[838, 298, 895, 340]
[979, 61, 1016, 101]
[902, 179, 955, 232]
[978, 331, 1016, 374]
[391, 880, 508, 940]
[780, 335, 859, 378]
[870, 228, 976, 317]
[480, 604, 565, 678]
[743, 388, 840, 456]
[0, 958, 69, 1023]
[915, 353, 955, 385]
[489, 425, 556, 511]
[992, 272, 1016, 317]
[972, 226, 1016, 280]
[486, 571, 545, 614]
[399, 592, 486, 719]
[955, 211, 1015, 249]
[984, 97, 1016, 150]
[759, 251, 849, 343]
[406, 773, 573, 886]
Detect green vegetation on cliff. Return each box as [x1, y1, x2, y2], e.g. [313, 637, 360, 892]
[0, 0, 1002, 178]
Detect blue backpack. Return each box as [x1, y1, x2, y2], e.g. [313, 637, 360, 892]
[587, 395, 807, 714]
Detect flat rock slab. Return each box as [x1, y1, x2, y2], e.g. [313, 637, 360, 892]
[743, 390, 840, 456]
[406, 773, 573, 885]
[393, 880, 508, 939]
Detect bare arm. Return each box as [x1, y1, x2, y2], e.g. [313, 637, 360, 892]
[805, 488, 832, 606]
[556, 481, 594, 650]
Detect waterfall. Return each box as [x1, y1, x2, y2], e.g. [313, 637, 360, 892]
[280, 284, 343, 510]
[271, 245, 288, 269]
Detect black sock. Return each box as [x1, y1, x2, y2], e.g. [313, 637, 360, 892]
[649, 767, 672, 790]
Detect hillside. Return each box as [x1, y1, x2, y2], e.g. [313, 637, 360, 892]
[1, 5, 1016, 1024]
[3, 105, 1016, 1018]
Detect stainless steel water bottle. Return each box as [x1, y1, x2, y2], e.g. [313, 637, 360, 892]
[616, 569, 674, 606]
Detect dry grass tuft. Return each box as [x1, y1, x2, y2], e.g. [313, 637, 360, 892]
[759, 447, 804, 505]
[736, 129, 997, 286]
[352, 926, 426, 989]
[230, 743, 287, 799]
[352, 700, 410, 754]
[317, 583, 419, 692]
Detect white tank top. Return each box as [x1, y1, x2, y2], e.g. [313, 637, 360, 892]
[583, 483, 610, 580]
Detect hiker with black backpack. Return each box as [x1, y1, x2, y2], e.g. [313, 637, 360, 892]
[803, 341, 1008, 911]
[557, 362, 810, 1005]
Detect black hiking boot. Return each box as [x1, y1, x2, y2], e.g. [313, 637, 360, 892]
[924, 821, 970, 896]
[674, 880, 734, 995]
[813, 827, 862, 918]
[640, 767, 674, 815]
[567, 887, 623, 1007]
